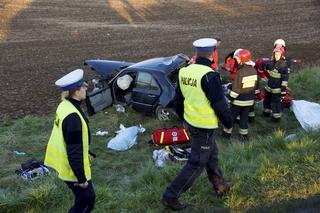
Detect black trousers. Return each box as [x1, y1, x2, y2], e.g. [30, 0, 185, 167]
[263, 91, 281, 118]
[231, 105, 250, 135]
[163, 122, 224, 200]
[65, 180, 96, 213]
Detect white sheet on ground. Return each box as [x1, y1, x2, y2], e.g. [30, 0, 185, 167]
[291, 100, 320, 131]
[107, 124, 145, 151]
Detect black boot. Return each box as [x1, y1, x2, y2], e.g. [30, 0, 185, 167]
[263, 111, 271, 117]
[238, 134, 248, 142]
[248, 116, 255, 123]
[236, 116, 240, 124]
[161, 197, 187, 211]
[214, 180, 232, 197]
[222, 131, 231, 140]
[271, 117, 281, 123]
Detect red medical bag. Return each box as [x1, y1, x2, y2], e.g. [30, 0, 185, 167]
[150, 127, 190, 145]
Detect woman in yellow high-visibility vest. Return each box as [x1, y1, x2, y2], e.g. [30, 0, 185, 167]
[44, 69, 96, 213]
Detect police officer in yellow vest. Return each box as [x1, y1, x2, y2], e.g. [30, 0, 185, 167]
[161, 38, 233, 211]
[44, 69, 96, 213]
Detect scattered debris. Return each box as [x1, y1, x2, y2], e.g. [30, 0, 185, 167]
[15, 158, 50, 181]
[284, 134, 298, 141]
[153, 148, 169, 168]
[115, 104, 126, 113]
[95, 130, 109, 136]
[14, 151, 26, 156]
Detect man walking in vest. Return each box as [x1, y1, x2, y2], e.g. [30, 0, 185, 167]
[44, 69, 96, 213]
[161, 38, 233, 211]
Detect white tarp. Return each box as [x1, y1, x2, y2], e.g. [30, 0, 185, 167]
[291, 100, 320, 131]
[107, 124, 145, 151]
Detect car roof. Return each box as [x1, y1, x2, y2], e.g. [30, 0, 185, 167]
[127, 53, 189, 74]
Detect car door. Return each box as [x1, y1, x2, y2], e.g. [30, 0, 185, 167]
[85, 80, 113, 116]
[131, 72, 161, 113]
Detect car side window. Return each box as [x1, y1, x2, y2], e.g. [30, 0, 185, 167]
[136, 72, 159, 90]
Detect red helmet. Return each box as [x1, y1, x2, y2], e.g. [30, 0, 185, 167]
[273, 47, 285, 58]
[236, 49, 252, 64]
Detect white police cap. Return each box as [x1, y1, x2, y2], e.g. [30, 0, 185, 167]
[193, 38, 217, 52]
[55, 69, 85, 91]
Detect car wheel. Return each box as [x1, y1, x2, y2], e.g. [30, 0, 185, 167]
[155, 105, 170, 121]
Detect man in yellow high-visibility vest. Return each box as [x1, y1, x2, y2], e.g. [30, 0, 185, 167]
[44, 69, 96, 213]
[161, 38, 233, 211]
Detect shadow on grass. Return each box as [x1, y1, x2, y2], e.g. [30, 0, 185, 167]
[247, 194, 320, 213]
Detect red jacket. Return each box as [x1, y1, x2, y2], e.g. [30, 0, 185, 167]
[190, 49, 218, 70]
[225, 53, 238, 80]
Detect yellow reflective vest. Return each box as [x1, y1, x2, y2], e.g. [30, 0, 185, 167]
[44, 99, 91, 182]
[179, 64, 218, 129]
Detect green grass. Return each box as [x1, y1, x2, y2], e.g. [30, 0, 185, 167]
[0, 68, 320, 212]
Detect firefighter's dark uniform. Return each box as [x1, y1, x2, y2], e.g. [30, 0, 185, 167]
[227, 64, 258, 139]
[162, 57, 233, 207]
[262, 58, 289, 121]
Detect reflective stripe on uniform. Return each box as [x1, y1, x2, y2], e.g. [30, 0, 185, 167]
[239, 128, 248, 135]
[232, 100, 254, 106]
[230, 90, 239, 98]
[267, 70, 281, 78]
[272, 113, 281, 118]
[265, 86, 281, 94]
[281, 81, 288, 87]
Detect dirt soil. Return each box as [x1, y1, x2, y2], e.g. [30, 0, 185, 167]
[1, 0, 320, 119]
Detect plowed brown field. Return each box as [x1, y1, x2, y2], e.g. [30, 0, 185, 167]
[1, 0, 320, 119]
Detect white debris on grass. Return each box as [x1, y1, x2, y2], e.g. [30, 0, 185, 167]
[115, 104, 125, 113]
[291, 100, 320, 131]
[95, 130, 109, 136]
[153, 148, 169, 168]
[107, 124, 145, 151]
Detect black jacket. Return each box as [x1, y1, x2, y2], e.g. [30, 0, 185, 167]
[261, 58, 289, 94]
[228, 64, 258, 105]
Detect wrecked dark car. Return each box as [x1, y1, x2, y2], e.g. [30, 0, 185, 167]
[84, 53, 189, 120]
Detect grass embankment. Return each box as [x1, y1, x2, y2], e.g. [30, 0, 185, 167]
[0, 68, 320, 212]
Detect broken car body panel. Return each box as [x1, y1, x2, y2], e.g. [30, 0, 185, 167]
[85, 53, 189, 120]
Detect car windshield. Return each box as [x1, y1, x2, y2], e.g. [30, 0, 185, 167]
[167, 53, 189, 86]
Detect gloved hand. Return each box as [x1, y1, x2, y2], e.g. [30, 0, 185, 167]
[255, 91, 265, 101]
[222, 83, 232, 95]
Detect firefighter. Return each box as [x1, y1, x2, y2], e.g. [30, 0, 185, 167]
[262, 47, 289, 122]
[189, 35, 221, 70]
[274, 38, 292, 73]
[224, 49, 258, 123]
[222, 49, 258, 141]
[161, 38, 233, 211]
[224, 48, 243, 80]
[44, 69, 96, 213]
